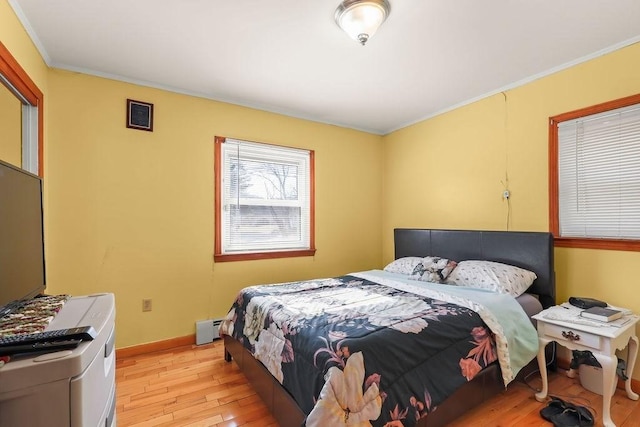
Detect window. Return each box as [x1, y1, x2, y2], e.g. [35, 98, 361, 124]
[550, 94, 640, 251]
[0, 41, 43, 176]
[214, 136, 315, 261]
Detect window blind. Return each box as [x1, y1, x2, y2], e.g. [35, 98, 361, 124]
[558, 104, 640, 239]
[220, 138, 311, 254]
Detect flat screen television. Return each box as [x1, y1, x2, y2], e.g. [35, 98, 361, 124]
[0, 159, 45, 318]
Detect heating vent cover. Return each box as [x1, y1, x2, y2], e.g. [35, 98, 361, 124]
[196, 319, 223, 345]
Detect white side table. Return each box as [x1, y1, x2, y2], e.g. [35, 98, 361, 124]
[532, 306, 639, 427]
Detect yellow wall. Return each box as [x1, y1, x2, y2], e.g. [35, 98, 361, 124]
[45, 70, 383, 348]
[0, 0, 48, 168]
[383, 42, 640, 375]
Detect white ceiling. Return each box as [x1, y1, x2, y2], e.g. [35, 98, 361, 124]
[9, 0, 640, 135]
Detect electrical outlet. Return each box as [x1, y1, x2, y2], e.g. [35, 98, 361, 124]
[142, 298, 152, 312]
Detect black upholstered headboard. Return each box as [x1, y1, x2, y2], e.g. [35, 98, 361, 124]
[394, 228, 555, 308]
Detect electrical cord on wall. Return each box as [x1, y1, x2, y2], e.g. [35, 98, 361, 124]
[501, 177, 511, 231]
[501, 91, 511, 231]
[506, 195, 511, 231]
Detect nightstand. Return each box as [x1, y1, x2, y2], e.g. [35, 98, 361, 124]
[533, 306, 639, 427]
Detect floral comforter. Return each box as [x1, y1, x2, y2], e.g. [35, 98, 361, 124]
[220, 270, 538, 427]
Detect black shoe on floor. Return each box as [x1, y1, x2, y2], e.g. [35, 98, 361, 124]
[550, 406, 594, 427]
[540, 396, 569, 421]
[539, 396, 594, 427]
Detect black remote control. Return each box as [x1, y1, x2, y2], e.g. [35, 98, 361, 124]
[0, 326, 97, 348]
[0, 339, 82, 356]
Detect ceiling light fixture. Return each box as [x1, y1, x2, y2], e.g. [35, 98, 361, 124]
[335, 0, 391, 46]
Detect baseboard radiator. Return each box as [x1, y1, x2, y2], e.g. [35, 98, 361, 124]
[195, 319, 223, 345]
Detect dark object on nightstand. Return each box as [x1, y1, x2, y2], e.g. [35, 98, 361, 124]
[580, 306, 623, 322]
[568, 297, 607, 310]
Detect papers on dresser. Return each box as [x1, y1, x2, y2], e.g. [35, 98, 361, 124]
[543, 303, 633, 328]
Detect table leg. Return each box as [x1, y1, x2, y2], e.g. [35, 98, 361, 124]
[625, 336, 639, 400]
[593, 352, 617, 427]
[535, 338, 551, 402]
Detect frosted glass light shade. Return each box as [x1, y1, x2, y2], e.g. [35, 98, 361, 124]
[335, 0, 391, 45]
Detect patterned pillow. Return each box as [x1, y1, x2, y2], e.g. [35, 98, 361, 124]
[445, 260, 537, 297]
[383, 256, 457, 283]
[411, 256, 458, 283]
[383, 257, 424, 275]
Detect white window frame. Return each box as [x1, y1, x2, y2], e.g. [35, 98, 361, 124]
[214, 136, 315, 261]
[550, 94, 640, 251]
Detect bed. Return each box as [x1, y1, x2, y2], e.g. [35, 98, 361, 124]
[221, 228, 555, 426]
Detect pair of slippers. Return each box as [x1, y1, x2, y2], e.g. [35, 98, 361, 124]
[540, 396, 594, 426]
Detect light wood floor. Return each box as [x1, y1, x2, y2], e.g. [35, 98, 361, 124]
[116, 340, 640, 427]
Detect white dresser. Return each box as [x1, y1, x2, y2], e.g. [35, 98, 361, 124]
[0, 293, 116, 427]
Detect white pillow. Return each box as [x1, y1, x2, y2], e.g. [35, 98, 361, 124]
[445, 260, 537, 297]
[383, 257, 424, 275]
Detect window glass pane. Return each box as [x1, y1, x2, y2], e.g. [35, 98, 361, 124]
[229, 205, 301, 245]
[237, 158, 298, 201]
